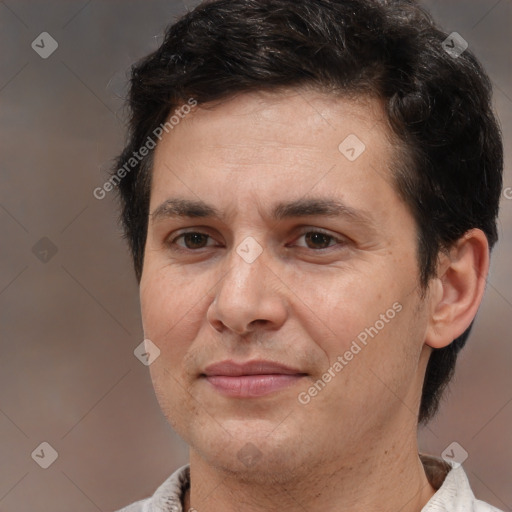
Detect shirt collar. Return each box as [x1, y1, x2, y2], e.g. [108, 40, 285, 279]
[146, 455, 497, 512]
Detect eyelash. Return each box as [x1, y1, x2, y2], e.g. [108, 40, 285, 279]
[167, 229, 347, 252]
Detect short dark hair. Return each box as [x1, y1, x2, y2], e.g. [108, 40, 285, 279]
[112, 0, 503, 424]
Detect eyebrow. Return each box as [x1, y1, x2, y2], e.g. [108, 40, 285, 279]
[150, 197, 376, 229]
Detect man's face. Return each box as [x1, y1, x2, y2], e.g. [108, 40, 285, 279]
[140, 89, 432, 479]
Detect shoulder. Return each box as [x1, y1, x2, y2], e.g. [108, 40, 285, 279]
[114, 464, 190, 512]
[114, 500, 149, 512]
[421, 456, 504, 512]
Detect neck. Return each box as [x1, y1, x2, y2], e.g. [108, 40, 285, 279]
[184, 424, 436, 512]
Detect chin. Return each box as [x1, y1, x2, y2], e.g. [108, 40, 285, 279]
[188, 419, 314, 484]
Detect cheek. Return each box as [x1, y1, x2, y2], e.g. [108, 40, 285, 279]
[287, 264, 404, 360]
[141, 265, 202, 335]
[289, 262, 420, 407]
[140, 271, 203, 427]
[140, 269, 208, 380]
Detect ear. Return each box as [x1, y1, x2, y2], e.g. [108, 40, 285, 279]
[425, 229, 489, 349]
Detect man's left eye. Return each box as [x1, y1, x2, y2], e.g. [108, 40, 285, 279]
[292, 230, 345, 250]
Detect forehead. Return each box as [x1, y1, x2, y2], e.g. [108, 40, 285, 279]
[149, 88, 400, 219]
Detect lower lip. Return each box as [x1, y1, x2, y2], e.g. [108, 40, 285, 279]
[204, 374, 305, 397]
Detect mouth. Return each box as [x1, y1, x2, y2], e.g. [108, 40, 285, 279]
[201, 359, 308, 398]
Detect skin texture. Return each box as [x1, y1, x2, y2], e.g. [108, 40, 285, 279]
[139, 88, 489, 512]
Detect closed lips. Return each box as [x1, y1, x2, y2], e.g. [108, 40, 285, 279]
[202, 360, 307, 376]
[202, 360, 307, 398]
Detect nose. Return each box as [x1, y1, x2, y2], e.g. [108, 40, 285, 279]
[206, 240, 288, 336]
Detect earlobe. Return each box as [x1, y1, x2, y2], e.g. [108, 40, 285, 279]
[424, 229, 489, 349]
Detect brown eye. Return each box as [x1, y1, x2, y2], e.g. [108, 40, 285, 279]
[170, 232, 215, 250]
[303, 232, 335, 249]
[293, 230, 345, 250]
[182, 233, 209, 249]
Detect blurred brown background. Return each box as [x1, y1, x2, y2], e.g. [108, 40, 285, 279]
[0, 1, 510, 510]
